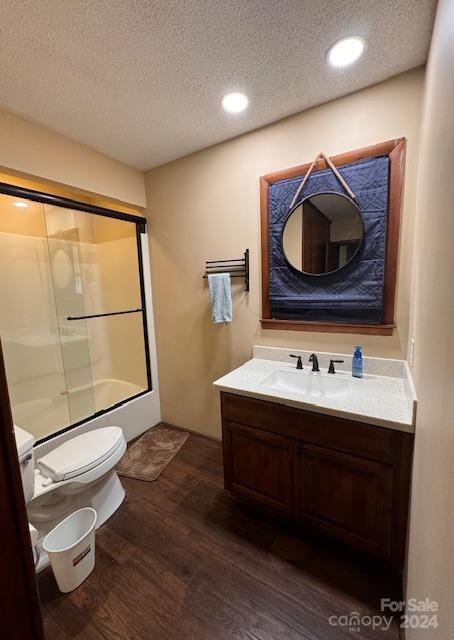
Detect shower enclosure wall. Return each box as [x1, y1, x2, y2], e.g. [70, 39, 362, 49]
[0, 189, 152, 443]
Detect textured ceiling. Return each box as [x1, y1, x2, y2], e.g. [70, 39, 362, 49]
[0, 0, 436, 170]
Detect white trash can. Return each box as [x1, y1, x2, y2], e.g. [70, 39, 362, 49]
[43, 507, 97, 593]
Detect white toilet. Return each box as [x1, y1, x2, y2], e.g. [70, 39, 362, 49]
[14, 425, 127, 572]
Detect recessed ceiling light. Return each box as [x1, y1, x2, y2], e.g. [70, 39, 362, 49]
[221, 92, 249, 114]
[13, 201, 29, 208]
[327, 36, 366, 68]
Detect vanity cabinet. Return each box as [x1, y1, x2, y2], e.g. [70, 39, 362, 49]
[221, 392, 413, 570]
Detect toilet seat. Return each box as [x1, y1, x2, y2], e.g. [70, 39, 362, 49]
[37, 427, 124, 482]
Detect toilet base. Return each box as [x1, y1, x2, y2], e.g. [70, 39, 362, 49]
[30, 470, 125, 573]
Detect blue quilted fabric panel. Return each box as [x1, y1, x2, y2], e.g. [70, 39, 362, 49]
[268, 156, 389, 323]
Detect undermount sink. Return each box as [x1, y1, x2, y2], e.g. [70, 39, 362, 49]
[260, 369, 351, 399]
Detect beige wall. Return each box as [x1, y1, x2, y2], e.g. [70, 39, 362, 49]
[405, 1, 454, 636]
[0, 106, 146, 207]
[146, 68, 425, 438]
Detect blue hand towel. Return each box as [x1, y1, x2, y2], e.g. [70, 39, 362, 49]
[208, 273, 232, 323]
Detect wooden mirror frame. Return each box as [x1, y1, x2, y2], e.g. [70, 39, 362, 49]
[260, 138, 406, 335]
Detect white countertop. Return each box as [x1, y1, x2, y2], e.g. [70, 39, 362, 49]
[214, 356, 416, 433]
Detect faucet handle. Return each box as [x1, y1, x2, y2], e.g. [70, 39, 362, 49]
[289, 354, 303, 370]
[328, 359, 344, 374]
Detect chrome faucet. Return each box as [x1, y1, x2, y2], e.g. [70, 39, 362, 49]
[309, 353, 320, 372]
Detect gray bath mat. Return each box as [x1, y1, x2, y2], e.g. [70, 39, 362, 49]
[116, 424, 189, 481]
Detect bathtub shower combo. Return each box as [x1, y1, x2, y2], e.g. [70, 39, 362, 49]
[0, 186, 159, 570]
[0, 189, 152, 441]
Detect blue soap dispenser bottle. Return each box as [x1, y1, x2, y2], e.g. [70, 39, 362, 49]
[352, 346, 363, 378]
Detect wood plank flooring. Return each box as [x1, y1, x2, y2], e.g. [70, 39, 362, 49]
[38, 430, 402, 639]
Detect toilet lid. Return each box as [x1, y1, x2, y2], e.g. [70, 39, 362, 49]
[37, 426, 124, 482]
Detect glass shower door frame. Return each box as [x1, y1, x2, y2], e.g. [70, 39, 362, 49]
[0, 181, 153, 444]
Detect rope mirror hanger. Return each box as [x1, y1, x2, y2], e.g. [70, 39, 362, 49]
[289, 152, 356, 211]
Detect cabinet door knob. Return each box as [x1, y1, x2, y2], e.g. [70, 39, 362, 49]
[282, 443, 290, 451]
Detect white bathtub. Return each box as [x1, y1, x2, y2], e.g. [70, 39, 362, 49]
[13, 378, 144, 441]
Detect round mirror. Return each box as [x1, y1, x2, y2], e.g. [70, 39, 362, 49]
[282, 192, 363, 275]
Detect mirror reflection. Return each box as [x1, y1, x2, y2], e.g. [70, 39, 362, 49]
[282, 192, 363, 275]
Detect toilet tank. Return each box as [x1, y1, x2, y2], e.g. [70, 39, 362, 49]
[14, 425, 36, 503]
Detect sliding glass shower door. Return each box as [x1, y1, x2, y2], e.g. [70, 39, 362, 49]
[44, 204, 149, 420]
[45, 211, 95, 424]
[0, 190, 151, 442]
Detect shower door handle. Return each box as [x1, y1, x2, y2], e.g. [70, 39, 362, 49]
[67, 308, 143, 321]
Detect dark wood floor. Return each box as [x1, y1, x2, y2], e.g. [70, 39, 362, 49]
[39, 431, 402, 639]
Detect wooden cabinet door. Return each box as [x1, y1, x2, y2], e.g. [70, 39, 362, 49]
[223, 421, 293, 516]
[295, 443, 393, 558]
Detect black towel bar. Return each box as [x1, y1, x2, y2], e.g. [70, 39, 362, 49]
[203, 249, 249, 291]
